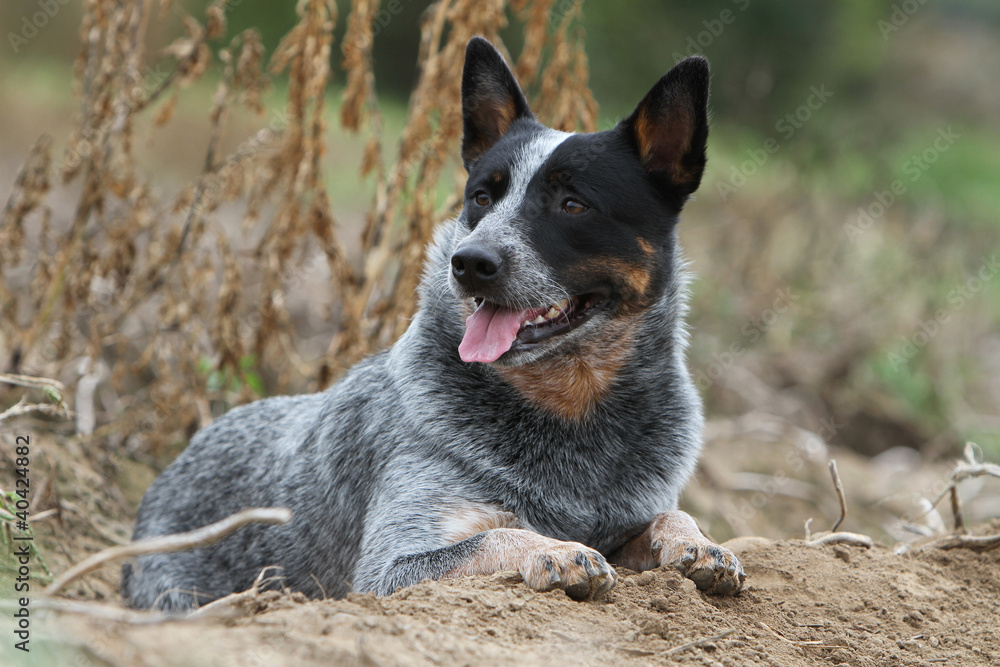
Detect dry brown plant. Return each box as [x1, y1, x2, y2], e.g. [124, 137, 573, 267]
[0, 0, 598, 460]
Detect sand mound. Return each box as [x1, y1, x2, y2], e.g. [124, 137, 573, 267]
[24, 525, 1000, 667]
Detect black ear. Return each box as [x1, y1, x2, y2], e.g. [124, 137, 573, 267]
[621, 56, 709, 198]
[461, 37, 533, 170]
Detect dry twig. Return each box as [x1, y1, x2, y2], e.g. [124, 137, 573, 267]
[187, 566, 286, 619]
[665, 629, 737, 656]
[758, 622, 845, 651]
[44, 507, 292, 598]
[801, 460, 873, 548]
[0, 597, 185, 625]
[807, 532, 874, 548]
[0, 372, 65, 394]
[950, 486, 965, 532]
[0, 396, 70, 424]
[916, 443, 1000, 524]
[828, 459, 847, 532]
[921, 533, 1000, 552]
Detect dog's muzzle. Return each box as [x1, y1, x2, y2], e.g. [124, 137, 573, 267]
[451, 243, 506, 294]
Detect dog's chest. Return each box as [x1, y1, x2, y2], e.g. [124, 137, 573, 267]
[481, 429, 679, 550]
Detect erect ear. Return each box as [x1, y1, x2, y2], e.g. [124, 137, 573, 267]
[621, 56, 710, 199]
[461, 36, 533, 170]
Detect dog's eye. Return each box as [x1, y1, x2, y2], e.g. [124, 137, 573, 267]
[562, 199, 587, 214]
[474, 192, 491, 207]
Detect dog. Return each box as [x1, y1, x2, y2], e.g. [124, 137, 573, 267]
[121, 37, 745, 611]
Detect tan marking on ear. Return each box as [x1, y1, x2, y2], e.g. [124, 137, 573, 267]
[633, 110, 656, 168]
[492, 99, 517, 138]
[465, 100, 519, 162]
[498, 316, 639, 421]
[440, 502, 522, 544]
[634, 106, 695, 185]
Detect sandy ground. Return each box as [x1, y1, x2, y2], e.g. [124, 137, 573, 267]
[3, 414, 1000, 667]
[11, 525, 1000, 667]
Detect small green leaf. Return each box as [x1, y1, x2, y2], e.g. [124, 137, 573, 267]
[243, 371, 265, 397]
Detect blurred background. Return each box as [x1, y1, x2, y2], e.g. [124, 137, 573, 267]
[1, 0, 999, 574]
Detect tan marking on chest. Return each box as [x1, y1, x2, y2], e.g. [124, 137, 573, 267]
[498, 318, 638, 421]
[440, 502, 522, 544]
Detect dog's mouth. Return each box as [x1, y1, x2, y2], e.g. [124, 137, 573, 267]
[458, 292, 609, 363]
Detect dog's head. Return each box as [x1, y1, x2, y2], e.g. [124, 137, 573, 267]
[451, 37, 709, 367]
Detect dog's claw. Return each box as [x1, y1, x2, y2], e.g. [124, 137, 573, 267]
[658, 540, 745, 596]
[714, 577, 736, 596]
[524, 542, 617, 601]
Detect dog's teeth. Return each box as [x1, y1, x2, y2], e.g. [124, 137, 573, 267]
[557, 298, 570, 311]
[532, 315, 546, 324]
[545, 307, 559, 319]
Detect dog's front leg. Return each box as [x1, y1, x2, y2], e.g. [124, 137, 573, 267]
[356, 526, 616, 600]
[445, 527, 617, 600]
[609, 510, 745, 595]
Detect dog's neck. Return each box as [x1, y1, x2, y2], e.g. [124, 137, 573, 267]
[494, 315, 640, 421]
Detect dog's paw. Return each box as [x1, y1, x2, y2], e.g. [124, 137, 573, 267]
[522, 542, 617, 601]
[654, 537, 745, 595]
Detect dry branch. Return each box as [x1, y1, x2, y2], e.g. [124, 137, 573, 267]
[0, 372, 65, 394]
[758, 622, 844, 651]
[807, 532, 874, 548]
[0, 373, 69, 423]
[921, 533, 1000, 552]
[916, 444, 1000, 523]
[0, 597, 186, 625]
[44, 507, 292, 598]
[949, 486, 965, 532]
[828, 460, 847, 532]
[0, 396, 70, 424]
[665, 629, 737, 656]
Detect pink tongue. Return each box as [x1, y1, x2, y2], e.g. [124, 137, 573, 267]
[459, 302, 531, 363]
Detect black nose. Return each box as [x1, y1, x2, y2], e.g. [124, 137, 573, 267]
[451, 244, 504, 290]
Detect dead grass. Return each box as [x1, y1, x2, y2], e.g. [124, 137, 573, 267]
[0, 0, 597, 458]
